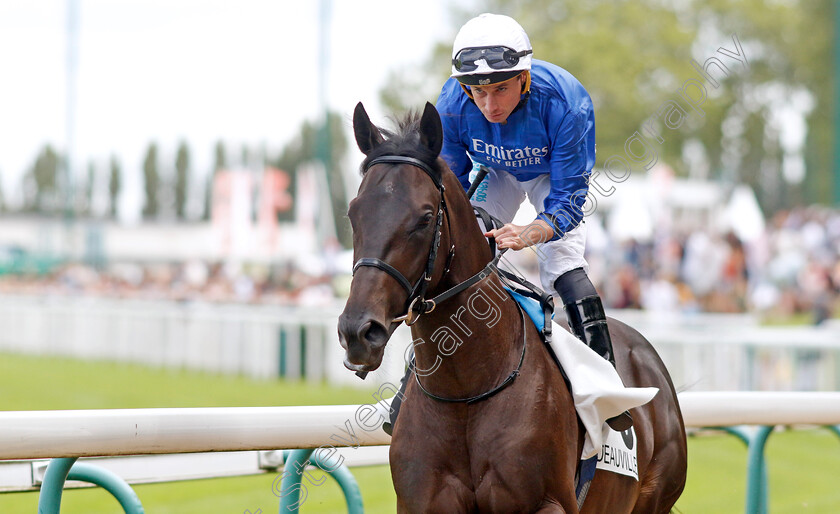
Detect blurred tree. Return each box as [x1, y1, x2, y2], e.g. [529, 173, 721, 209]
[202, 174, 213, 222]
[382, 1, 833, 212]
[175, 141, 190, 220]
[203, 140, 227, 221]
[84, 160, 95, 216]
[240, 145, 251, 169]
[23, 144, 62, 213]
[378, 5, 474, 113]
[689, 0, 832, 209]
[213, 140, 227, 172]
[142, 142, 160, 219]
[272, 110, 351, 247]
[379, 43, 453, 114]
[109, 155, 121, 219]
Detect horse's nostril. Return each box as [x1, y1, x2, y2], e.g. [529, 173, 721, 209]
[362, 321, 389, 348]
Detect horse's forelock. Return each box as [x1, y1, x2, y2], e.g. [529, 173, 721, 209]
[358, 110, 442, 179]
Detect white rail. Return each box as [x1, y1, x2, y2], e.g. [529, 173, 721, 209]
[678, 391, 840, 426]
[0, 405, 391, 460]
[1, 393, 839, 462]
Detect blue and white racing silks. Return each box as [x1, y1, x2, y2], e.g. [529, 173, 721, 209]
[436, 59, 596, 241]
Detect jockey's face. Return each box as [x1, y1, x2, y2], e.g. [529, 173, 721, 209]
[470, 73, 524, 124]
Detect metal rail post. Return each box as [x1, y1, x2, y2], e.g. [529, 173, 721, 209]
[38, 457, 77, 514]
[744, 426, 774, 514]
[719, 426, 768, 514]
[38, 458, 144, 514]
[67, 462, 144, 513]
[278, 448, 364, 514]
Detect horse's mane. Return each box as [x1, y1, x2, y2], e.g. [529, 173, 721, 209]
[358, 110, 444, 179]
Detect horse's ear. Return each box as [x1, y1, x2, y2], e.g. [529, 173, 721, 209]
[418, 102, 443, 157]
[353, 102, 384, 155]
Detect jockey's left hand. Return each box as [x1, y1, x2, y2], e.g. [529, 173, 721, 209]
[484, 219, 554, 251]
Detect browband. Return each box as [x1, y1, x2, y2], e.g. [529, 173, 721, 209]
[365, 156, 443, 191]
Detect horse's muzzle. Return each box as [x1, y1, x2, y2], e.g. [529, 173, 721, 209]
[337, 316, 391, 371]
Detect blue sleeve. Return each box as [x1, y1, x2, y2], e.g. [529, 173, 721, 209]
[536, 100, 595, 241]
[437, 86, 472, 191]
[440, 116, 472, 191]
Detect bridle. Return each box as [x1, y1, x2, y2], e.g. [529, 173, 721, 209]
[352, 155, 498, 326]
[351, 155, 528, 403]
[352, 155, 453, 325]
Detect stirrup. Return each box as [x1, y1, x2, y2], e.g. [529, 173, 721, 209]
[607, 411, 633, 431]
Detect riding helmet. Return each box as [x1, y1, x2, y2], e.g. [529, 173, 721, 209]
[450, 13, 533, 87]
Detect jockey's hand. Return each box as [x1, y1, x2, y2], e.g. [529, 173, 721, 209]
[484, 219, 554, 251]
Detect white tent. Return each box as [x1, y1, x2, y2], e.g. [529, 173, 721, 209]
[721, 185, 766, 243]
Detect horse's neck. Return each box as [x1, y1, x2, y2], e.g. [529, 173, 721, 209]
[410, 171, 524, 399]
[411, 273, 523, 399]
[434, 171, 494, 290]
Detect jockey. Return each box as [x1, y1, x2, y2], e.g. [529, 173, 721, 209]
[384, 13, 632, 434]
[438, 13, 631, 430]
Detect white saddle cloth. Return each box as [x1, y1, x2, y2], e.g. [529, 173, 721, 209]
[546, 320, 658, 458]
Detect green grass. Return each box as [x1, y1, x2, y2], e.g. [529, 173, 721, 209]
[677, 429, 840, 513]
[0, 353, 377, 411]
[1, 352, 840, 513]
[2, 467, 397, 513]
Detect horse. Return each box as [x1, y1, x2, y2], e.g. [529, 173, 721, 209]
[338, 101, 687, 513]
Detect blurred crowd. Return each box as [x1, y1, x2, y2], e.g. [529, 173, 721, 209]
[0, 206, 838, 324]
[587, 206, 840, 324]
[0, 259, 341, 307]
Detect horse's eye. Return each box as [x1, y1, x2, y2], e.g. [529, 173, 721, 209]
[419, 212, 434, 226]
[411, 212, 434, 233]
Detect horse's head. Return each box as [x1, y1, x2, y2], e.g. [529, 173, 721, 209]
[338, 102, 447, 372]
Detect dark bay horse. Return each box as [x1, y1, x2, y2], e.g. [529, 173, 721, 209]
[338, 101, 687, 513]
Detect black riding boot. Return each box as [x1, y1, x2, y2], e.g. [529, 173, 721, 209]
[563, 294, 633, 431]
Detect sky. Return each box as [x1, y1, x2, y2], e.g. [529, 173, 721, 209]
[0, 0, 457, 221]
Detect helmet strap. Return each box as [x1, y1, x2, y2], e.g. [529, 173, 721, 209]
[521, 71, 531, 95]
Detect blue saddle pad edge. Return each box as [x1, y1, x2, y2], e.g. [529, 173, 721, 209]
[576, 456, 597, 498]
[504, 287, 552, 332]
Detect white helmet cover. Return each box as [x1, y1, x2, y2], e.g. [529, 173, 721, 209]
[451, 13, 533, 85]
